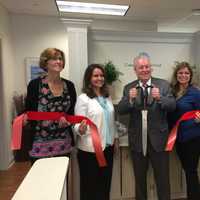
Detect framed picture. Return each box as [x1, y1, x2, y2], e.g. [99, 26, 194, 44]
[25, 57, 46, 84]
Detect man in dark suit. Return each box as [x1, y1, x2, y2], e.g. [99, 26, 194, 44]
[117, 53, 176, 200]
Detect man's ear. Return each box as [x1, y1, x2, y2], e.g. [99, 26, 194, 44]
[133, 65, 136, 72]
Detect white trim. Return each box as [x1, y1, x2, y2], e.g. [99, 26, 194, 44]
[89, 30, 194, 44]
[60, 18, 93, 27]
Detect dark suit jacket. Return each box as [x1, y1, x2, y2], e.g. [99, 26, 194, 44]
[117, 77, 176, 152]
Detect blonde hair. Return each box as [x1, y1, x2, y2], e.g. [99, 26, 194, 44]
[39, 48, 65, 71]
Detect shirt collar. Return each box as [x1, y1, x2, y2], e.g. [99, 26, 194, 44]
[139, 78, 151, 87]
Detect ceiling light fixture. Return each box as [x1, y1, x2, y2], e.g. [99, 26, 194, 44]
[192, 9, 200, 16]
[56, 1, 129, 16]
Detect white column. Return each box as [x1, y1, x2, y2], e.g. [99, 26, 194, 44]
[62, 19, 92, 200]
[192, 31, 200, 84]
[64, 19, 92, 95]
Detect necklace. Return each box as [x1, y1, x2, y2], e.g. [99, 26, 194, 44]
[48, 80, 64, 97]
[176, 88, 186, 99]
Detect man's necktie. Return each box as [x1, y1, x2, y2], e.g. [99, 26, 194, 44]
[142, 83, 148, 156]
[143, 83, 148, 108]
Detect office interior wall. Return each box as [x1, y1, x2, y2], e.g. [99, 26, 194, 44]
[0, 4, 16, 169]
[88, 31, 194, 102]
[10, 14, 70, 93]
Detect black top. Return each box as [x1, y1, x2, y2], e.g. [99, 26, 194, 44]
[25, 76, 77, 155]
[25, 77, 77, 114]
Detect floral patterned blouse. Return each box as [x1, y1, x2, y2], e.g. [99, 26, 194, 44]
[28, 76, 76, 158]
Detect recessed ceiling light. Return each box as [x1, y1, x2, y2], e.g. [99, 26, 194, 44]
[56, 1, 129, 16]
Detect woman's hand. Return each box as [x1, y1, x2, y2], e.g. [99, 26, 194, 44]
[23, 114, 28, 126]
[114, 138, 119, 155]
[78, 120, 87, 135]
[58, 116, 71, 128]
[194, 111, 200, 123]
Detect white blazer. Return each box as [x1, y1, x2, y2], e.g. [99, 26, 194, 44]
[74, 93, 117, 152]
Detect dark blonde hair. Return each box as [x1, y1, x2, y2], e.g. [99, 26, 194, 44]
[170, 61, 194, 96]
[39, 48, 65, 71]
[82, 64, 109, 98]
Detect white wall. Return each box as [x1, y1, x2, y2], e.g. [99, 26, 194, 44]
[88, 31, 194, 102]
[193, 31, 200, 84]
[0, 4, 16, 169]
[90, 19, 157, 32]
[11, 14, 70, 93]
[0, 12, 71, 169]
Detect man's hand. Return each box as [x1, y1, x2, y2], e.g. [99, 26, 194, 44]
[151, 86, 160, 100]
[129, 87, 137, 102]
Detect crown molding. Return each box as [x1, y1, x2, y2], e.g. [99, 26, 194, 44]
[89, 30, 194, 44]
[60, 18, 93, 27]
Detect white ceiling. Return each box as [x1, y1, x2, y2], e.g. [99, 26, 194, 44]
[1, 0, 200, 33]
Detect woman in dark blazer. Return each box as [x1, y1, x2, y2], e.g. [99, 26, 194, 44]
[168, 62, 200, 200]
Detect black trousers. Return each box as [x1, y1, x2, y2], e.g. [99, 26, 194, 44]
[176, 137, 200, 200]
[77, 146, 114, 200]
[130, 142, 170, 200]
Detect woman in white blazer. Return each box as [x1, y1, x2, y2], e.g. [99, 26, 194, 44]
[74, 64, 118, 200]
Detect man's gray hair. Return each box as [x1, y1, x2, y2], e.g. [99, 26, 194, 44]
[133, 52, 151, 67]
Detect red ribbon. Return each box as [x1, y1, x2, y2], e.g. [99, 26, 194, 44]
[165, 110, 199, 151]
[11, 111, 107, 167]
